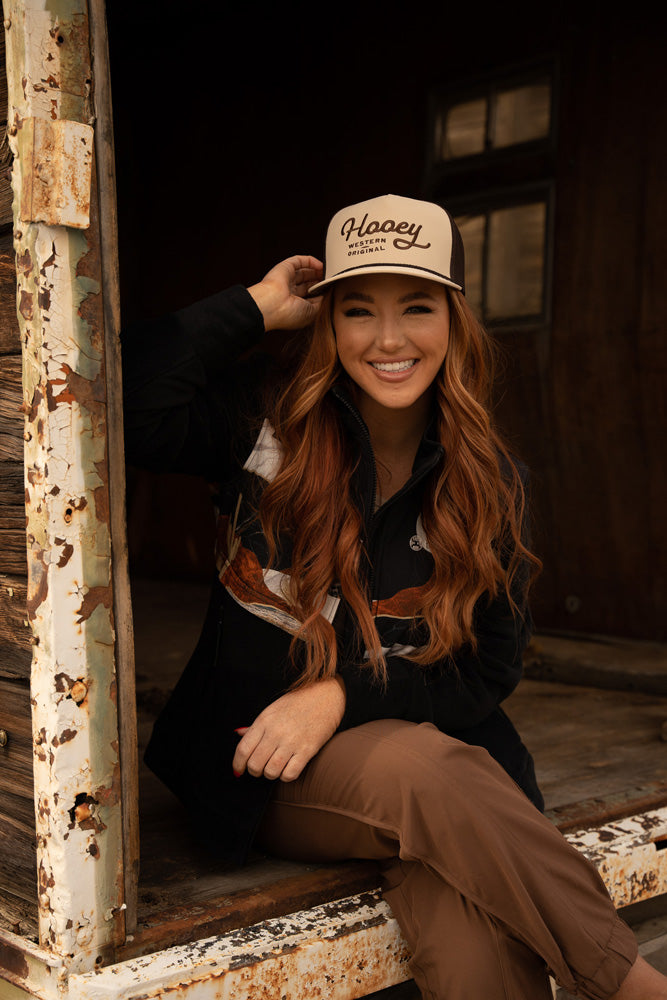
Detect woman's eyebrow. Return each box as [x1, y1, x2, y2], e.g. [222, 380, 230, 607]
[340, 291, 374, 303]
[398, 291, 438, 304]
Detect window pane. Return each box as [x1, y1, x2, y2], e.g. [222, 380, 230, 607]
[486, 202, 546, 319]
[492, 83, 551, 148]
[455, 214, 485, 315]
[442, 99, 487, 159]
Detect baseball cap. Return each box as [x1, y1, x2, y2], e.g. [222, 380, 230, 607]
[308, 193, 465, 296]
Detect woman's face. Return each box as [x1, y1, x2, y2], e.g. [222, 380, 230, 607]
[332, 274, 450, 420]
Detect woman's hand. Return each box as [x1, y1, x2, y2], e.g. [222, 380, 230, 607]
[247, 255, 324, 331]
[232, 676, 346, 782]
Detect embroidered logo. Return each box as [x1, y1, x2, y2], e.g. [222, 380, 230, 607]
[410, 515, 432, 554]
[340, 213, 431, 252]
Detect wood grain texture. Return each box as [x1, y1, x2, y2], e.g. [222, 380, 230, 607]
[0, 679, 33, 803]
[0, 573, 31, 681]
[0, 354, 22, 462]
[0, 228, 20, 356]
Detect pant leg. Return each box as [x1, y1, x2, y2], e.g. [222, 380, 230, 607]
[256, 719, 637, 1000]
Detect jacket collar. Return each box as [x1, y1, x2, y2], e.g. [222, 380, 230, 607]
[330, 381, 445, 523]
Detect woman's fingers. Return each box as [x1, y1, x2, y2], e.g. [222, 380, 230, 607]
[262, 748, 297, 781]
[247, 255, 324, 331]
[232, 724, 263, 776]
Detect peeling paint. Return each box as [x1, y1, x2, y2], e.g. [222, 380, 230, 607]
[4, 0, 125, 973]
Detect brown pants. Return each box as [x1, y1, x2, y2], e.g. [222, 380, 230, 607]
[257, 720, 638, 1000]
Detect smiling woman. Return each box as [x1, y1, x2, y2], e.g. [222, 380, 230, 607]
[332, 276, 451, 425]
[121, 193, 665, 1000]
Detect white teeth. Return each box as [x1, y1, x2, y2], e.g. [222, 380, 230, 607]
[371, 359, 417, 372]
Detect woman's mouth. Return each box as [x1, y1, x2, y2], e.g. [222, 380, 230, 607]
[369, 359, 417, 372]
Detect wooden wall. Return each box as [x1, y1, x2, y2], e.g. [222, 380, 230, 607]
[108, 7, 666, 643]
[0, 29, 38, 937]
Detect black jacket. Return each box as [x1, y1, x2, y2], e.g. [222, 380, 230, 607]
[122, 285, 543, 864]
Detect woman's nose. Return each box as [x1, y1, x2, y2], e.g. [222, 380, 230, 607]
[375, 319, 404, 351]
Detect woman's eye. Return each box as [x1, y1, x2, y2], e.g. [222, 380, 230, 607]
[343, 307, 371, 317]
[405, 305, 433, 315]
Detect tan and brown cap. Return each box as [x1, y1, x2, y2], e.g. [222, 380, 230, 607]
[309, 193, 465, 295]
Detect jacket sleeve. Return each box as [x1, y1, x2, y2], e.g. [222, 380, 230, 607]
[338, 586, 531, 734]
[121, 285, 266, 479]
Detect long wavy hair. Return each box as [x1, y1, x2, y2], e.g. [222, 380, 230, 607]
[258, 286, 541, 686]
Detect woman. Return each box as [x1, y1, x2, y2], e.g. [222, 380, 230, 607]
[123, 194, 665, 999]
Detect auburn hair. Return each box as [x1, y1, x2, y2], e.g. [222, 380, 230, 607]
[258, 287, 541, 686]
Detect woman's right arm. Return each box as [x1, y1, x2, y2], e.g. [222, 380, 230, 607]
[121, 256, 323, 478]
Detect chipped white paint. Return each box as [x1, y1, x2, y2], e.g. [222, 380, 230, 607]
[68, 891, 411, 1000]
[565, 806, 667, 908]
[0, 925, 66, 1000]
[3, 0, 125, 972]
[18, 117, 94, 228]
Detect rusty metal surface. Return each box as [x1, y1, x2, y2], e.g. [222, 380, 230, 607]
[3, 0, 125, 974]
[17, 117, 93, 228]
[68, 890, 411, 1000]
[4, 802, 667, 997]
[566, 806, 667, 908]
[0, 925, 64, 1000]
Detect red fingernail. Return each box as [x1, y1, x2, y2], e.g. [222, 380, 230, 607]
[234, 727, 249, 735]
[233, 769, 242, 778]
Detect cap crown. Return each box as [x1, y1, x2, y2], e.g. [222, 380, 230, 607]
[310, 194, 465, 295]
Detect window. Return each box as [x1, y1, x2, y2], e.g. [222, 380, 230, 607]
[426, 64, 556, 328]
[455, 196, 551, 326]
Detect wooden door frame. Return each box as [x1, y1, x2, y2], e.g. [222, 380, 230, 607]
[3, 0, 137, 967]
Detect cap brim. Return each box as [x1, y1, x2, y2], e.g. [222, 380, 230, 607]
[307, 263, 463, 297]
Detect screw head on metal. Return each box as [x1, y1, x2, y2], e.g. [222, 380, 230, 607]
[0, 730, 8, 747]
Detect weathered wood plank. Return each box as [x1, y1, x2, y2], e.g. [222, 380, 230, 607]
[0, 353, 22, 461]
[0, 678, 36, 929]
[0, 31, 12, 228]
[89, 0, 139, 936]
[0, 458, 23, 508]
[0, 679, 33, 803]
[0, 802, 38, 905]
[0, 530, 26, 575]
[0, 574, 32, 682]
[0, 228, 20, 356]
[0, 885, 38, 941]
[525, 633, 667, 695]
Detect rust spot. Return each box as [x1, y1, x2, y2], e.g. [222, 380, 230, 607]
[40, 244, 57, 276]
[26, 549, 49, 620]
[50, 485, 60, 495]
[16, 249, 32, 277]
[38, 862, 55, 892]
[95, 762, 121, 808]
[55, 672, 74, 693]
[69, 792, 106, 833]
[57, 542, 74, 567]
[19, 289, 33, 320]
[76, 585, 112, 623]
[0, 942, 29, 981]
[38, 286, 51, 310]
[58, 729, 77, 745]
[71, 681, 88, 704]
[88, 842, 100, 859]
